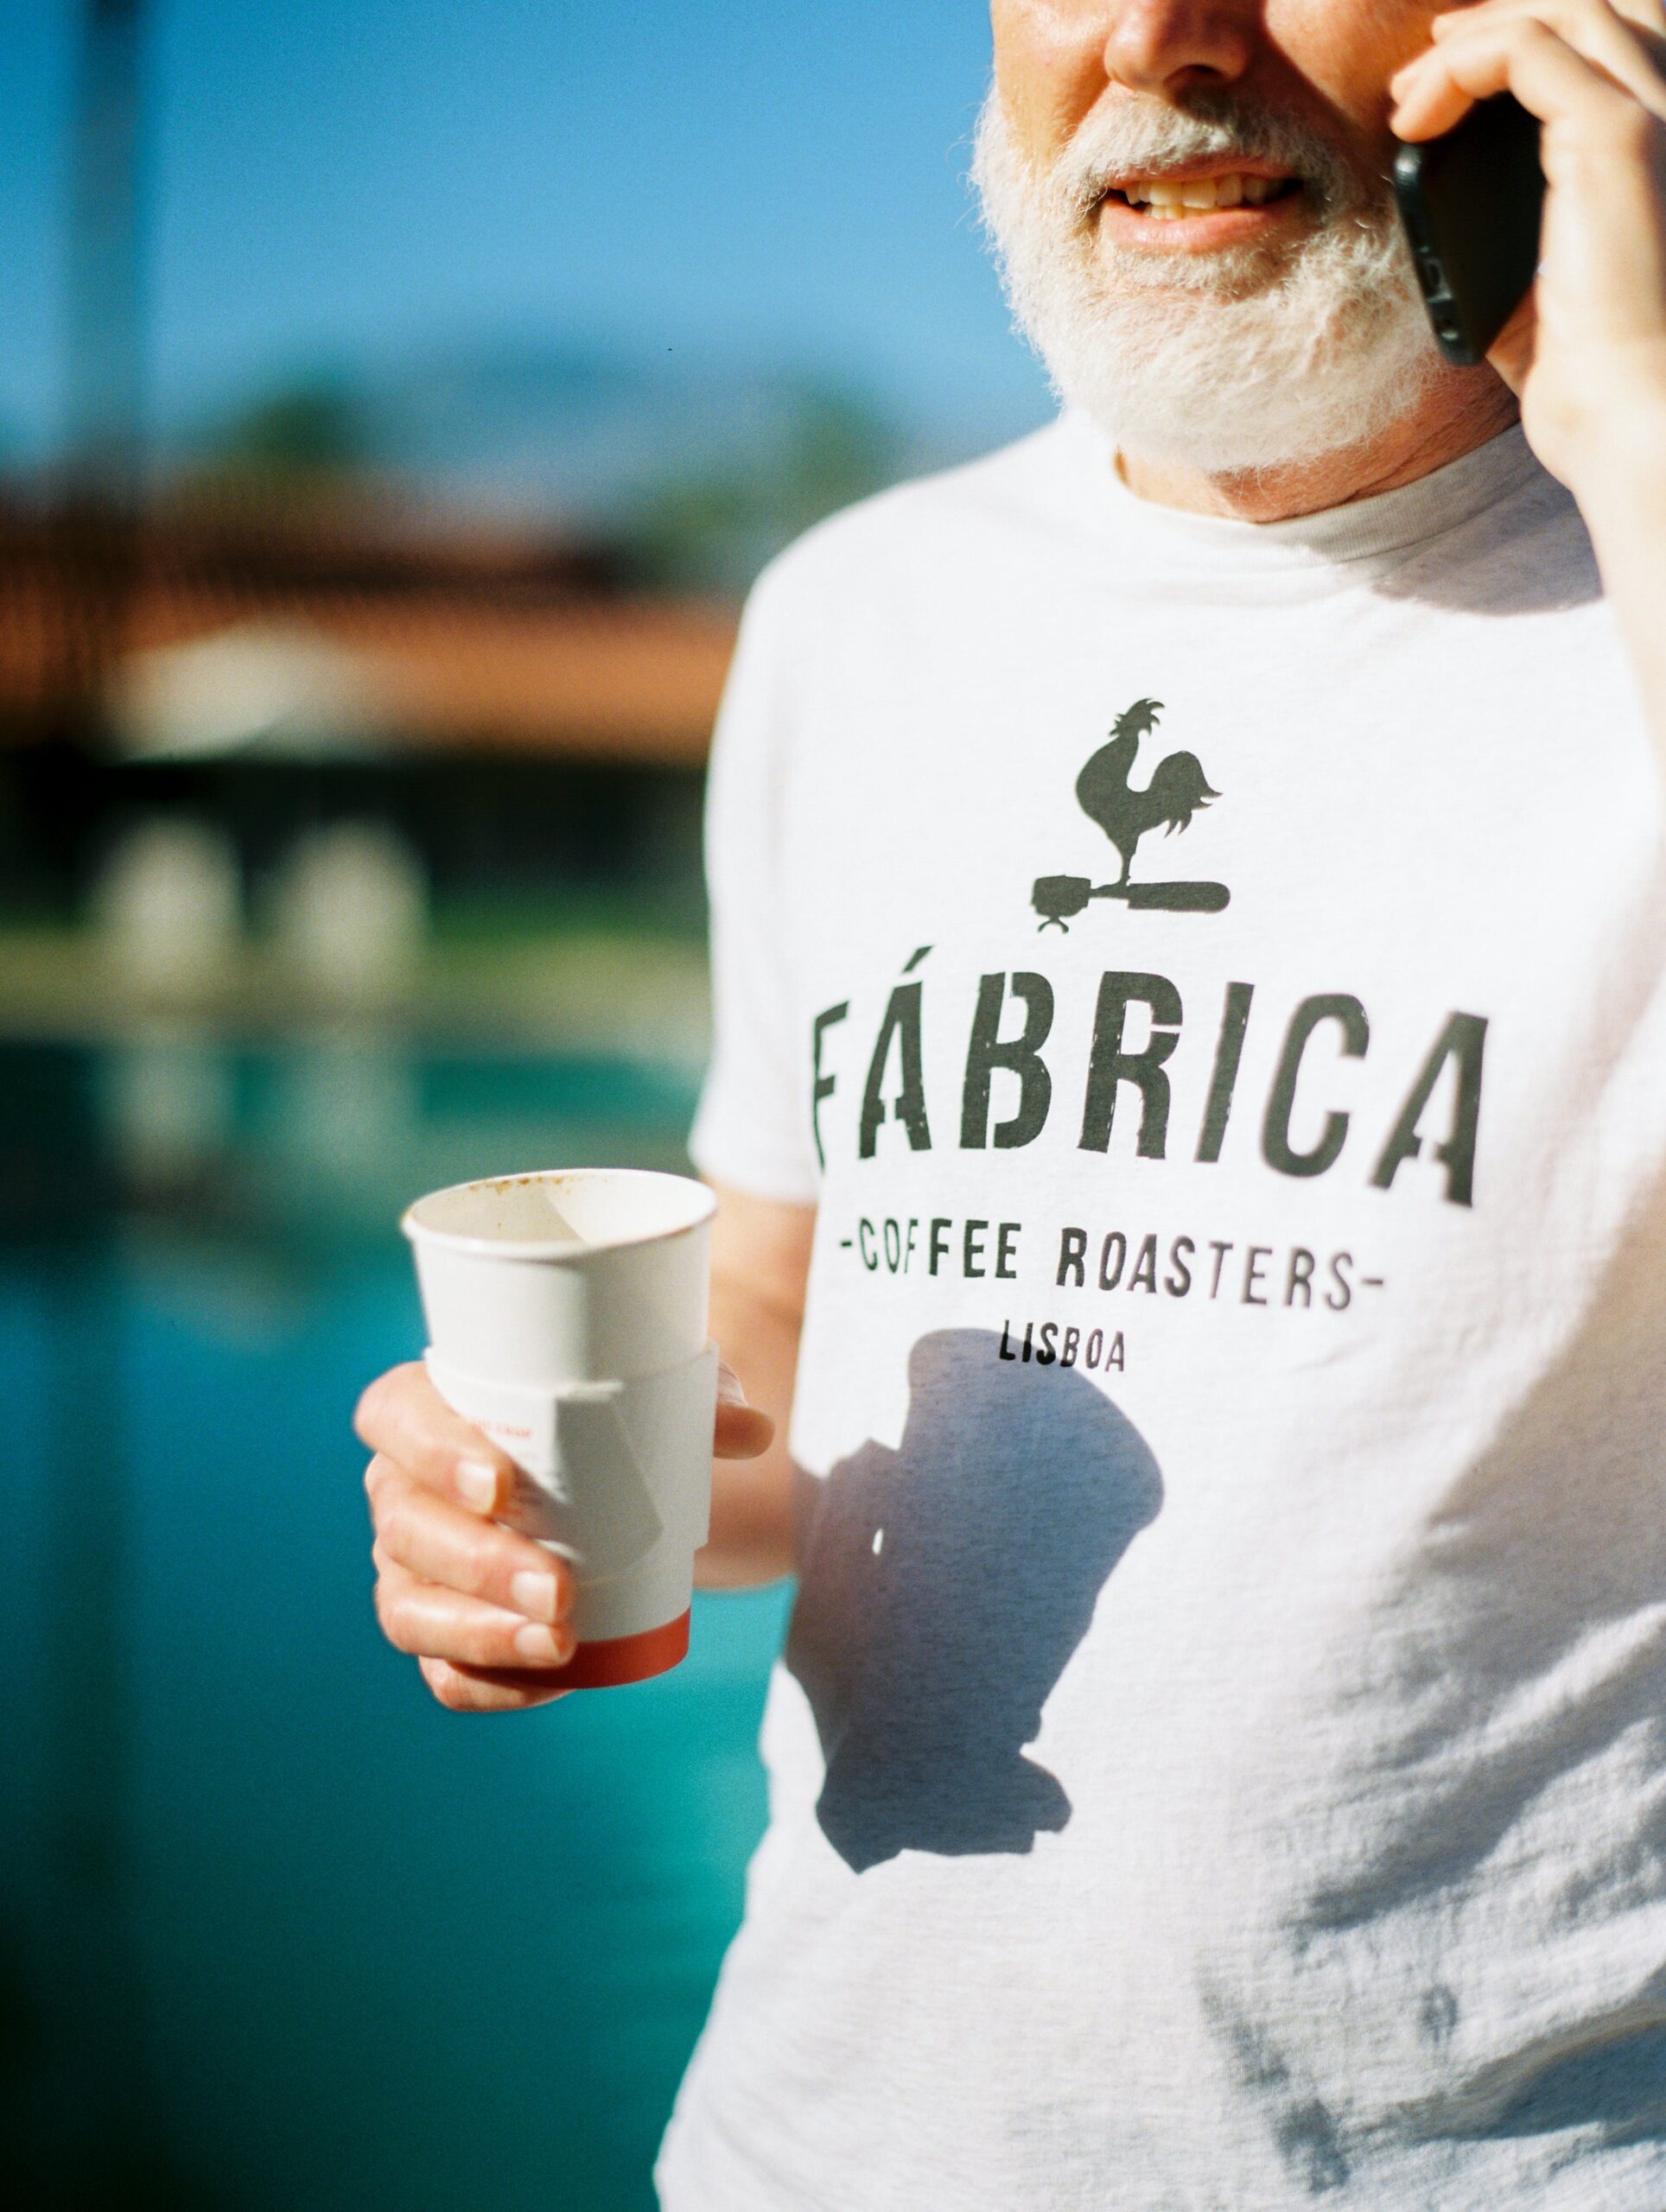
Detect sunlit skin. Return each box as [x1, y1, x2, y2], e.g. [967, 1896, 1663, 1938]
[356, 0, 1666, 1713]
[988, 0, 1666, 524]
[990, 0, 1465, 307]
[988, 0, 1517, 514]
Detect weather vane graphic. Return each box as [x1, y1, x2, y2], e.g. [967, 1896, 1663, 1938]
[1033, 699, 1229, 931]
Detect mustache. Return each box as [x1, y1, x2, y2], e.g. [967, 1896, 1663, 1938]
[1048, 89, 1378, 226]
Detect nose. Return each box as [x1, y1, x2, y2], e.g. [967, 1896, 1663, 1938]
[1103, 1, 1256, 97]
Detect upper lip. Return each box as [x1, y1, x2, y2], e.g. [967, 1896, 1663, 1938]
[1101, 158, 1299, 195]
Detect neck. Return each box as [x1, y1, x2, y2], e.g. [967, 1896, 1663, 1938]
[1117, 365, 1521, 523]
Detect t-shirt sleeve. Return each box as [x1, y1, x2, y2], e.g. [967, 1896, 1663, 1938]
[687, 567, 820, 1206]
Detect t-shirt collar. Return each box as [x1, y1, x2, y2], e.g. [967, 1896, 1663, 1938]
[1060, 405, 1546, 574]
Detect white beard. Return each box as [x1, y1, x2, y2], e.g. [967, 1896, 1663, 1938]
[970, 87, 1439, 475]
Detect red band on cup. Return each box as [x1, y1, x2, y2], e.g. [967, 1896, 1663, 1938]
[553, 1609, 690, 1690]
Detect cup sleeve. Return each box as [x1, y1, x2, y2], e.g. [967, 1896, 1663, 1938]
[688, 569, 822, 1207]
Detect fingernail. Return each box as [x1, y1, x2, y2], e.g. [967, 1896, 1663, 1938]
[511, 1569, 562, 1625]
[513, 1622, 563, 1664]
[457, 1457, 499, 1511]
[717, 1368, 749, 1403]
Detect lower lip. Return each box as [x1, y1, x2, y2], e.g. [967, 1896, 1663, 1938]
[1096, 190, 1306, 251]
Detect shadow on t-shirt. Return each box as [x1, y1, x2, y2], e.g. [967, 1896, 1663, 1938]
[784, 1327, 1162, 1874]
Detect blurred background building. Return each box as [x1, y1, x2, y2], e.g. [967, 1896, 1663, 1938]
[0, 3, 1050, 2207]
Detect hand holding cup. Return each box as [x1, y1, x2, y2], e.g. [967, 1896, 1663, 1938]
[359, 1175, 773, 1713]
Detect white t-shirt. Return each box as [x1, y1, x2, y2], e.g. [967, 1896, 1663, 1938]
[662, 412, 1666, 2212]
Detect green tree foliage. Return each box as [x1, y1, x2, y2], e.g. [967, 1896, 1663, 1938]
[203, 378, 370, 479]
[624, 378, 903, 592]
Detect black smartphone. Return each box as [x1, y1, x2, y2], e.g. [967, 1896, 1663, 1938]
[1392, 93, 1546, 367]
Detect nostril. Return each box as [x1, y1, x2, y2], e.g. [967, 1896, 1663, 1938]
[1103, 29, 1256, 100]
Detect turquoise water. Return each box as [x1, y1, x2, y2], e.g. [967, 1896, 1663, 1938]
[0, 1039, 790, 2212]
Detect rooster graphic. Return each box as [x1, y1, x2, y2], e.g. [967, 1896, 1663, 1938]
[1033, 698, 1229, 931]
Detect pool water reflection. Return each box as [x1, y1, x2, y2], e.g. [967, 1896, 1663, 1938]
[0, 1039, 789, 2212]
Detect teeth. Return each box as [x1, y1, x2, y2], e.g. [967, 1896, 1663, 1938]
[1121, 172, 1288, 214]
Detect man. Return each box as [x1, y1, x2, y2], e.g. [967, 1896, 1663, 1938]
[356, 3, 1666, 2203]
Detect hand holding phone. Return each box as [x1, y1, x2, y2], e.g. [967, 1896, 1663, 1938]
[1393, 94, 1547, 367]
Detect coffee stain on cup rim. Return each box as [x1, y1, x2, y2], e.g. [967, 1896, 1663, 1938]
[399, 1166, 718, 1260]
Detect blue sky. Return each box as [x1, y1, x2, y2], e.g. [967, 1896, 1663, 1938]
[3, 0, 1055, 461]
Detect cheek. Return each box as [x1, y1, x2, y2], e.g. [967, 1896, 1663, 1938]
[1263, 0, 1443, 129]
[990, 0, 1113, 166]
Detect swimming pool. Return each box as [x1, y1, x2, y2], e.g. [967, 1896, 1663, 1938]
[0, 1037, 790, 2212]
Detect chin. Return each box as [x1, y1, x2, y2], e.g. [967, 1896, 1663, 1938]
[1059, 357, 1428, 477]
[1032, 257, 1438, 477]
[973, 93, 1437, 479]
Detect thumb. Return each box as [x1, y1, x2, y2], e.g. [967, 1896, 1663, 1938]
[1485, 286, 1539, 400]
[715, 1359, 775, 1459]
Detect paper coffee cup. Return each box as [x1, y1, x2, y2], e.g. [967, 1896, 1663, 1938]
[401, 1168, 719, 1689]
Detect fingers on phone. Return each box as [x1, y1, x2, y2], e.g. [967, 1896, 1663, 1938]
[1399, 4, 1666, 139]
[353, 1361, 514, 1514]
